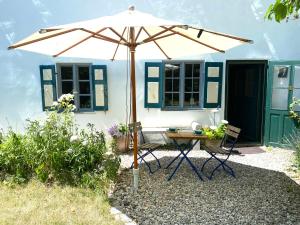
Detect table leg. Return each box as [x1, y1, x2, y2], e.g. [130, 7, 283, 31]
[167, 139, 204, 181]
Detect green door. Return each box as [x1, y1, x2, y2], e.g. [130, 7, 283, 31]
[264, 61, 300, 147]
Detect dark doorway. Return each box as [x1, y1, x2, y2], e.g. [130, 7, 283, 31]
[225, 60, 267, 145]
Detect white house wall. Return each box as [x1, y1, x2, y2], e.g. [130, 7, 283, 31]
[0, 0, 300, 132]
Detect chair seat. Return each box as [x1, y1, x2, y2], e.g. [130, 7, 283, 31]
[202, 144, 230, 154]
[139, 143, 161, 150]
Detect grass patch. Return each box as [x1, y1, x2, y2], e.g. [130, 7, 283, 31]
[0, 180, 123, 225]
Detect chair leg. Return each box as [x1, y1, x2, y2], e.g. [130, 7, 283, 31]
[130, 152, 155, 174]
[148, 150, 161, 168]
[209, 159, 235, 179]
[200, 155, 213, 172]
[208, 163, 223, 180]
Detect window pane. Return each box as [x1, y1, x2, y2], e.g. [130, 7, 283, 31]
[165, 79, 172, 92]
[79, 82, 90, 94]
[185, 79, 192, 92]
[184, 93, 199, 106]
[62, 81, 73, 94]
[293, 89, 300, 111]
[271, 89, 288, 110]
[165, 66, 172, 78]
[173, 93, 180, 106]
[80, 96, 91, 109]
[193, 78, 199, 92]
[184, 93, 192, 106]
[78, 66, 90, 80]
[173, 79, 179, 92]
[193, 93, 199, 106]
[294, 66, 300, 88]
[61, 66, 73, 80]
[164, 93, 172, 106]
[193, 64, 200, 77]
[173, 64, 180, 77]
[273, 65, 289, 88]
[185, 64, 192, 77]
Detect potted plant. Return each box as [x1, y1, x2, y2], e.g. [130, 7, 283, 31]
[107, 123, 129, 153]
[201, 120, 228, 147]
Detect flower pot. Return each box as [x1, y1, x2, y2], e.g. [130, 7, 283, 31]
[203, 139, 222, 148]
[115, 135, 130, 153]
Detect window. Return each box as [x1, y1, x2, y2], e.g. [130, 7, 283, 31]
[58, 64, 92, 111]
[163, 61, 204, 110]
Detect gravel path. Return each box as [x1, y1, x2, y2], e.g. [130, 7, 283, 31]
[110, 147, 300, 225]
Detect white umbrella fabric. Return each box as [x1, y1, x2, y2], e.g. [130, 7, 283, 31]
[9, 6, 252, 190]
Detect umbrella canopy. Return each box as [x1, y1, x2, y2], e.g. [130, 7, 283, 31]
[8, 6, 252, 190]
[8, 7, 252, 60]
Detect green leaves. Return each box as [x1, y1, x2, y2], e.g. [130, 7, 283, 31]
[265, 0, 300, 22]
[0, 108, 120, 190]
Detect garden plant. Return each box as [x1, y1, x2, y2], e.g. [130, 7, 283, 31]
[0, 94, 120, 191]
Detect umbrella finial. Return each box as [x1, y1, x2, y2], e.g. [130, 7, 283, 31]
[128, 5, 135, 11]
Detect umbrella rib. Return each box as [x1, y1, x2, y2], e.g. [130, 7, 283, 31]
[81, 29, 126, 45]
[163, 26, 225, 53]
[142, 27, 171, 60]
[111, 27, 127, 61]
[141, 25, 177, 43]
[135, 27, 143, 42]
[142, 33, 176, 43]
[188, 26, 253, 43]
[53, 27, 108, 57]
[8, 28, 79, 50]
[109, 28, 129, 45]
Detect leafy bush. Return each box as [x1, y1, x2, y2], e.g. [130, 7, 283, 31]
[0, 94, 120, 190]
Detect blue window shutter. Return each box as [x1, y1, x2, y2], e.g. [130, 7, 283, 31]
[204, 62, 223, 108]
[91, 65, 108, 111]
[40, 65, 57, 111]
[144, 62, 163, 108]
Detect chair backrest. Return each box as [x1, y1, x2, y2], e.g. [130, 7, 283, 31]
[221, 125, 241, 149]
[128, 121, 146, 144]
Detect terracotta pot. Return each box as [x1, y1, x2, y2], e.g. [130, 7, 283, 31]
[204, 139, 222, 147]
[115, 135, 130, 153]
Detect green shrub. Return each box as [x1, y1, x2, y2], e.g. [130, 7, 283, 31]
[0, 94, 120, 190]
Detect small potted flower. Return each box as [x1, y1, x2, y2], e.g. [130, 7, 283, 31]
[107, 123, 129, 153]
[202, 120, 228, 147]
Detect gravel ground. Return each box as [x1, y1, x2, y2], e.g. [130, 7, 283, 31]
[110, 147, 300, 225]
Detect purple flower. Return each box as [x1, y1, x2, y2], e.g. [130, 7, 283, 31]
[107, 124, 122, 138]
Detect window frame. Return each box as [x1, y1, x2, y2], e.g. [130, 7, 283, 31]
[56, 63, 93, 112]
[162, 60, 205, 111]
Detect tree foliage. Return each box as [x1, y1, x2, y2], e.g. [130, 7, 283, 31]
[265, 0, 300, 22]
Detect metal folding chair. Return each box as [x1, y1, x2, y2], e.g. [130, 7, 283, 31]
[201, 125, 241, 180]
[129, 122, 161, 173]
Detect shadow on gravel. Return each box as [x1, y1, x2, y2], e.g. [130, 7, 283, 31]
[110, 157, 300, 225]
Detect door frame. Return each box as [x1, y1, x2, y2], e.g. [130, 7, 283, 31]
[225, 60, 268, 145]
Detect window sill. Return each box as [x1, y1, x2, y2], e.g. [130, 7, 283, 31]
[161, 107, 205, 111]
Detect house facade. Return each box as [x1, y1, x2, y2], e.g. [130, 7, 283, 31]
[1, 0, 300, 147]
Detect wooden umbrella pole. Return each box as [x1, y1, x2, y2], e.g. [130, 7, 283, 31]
[129, 26, 138, 169]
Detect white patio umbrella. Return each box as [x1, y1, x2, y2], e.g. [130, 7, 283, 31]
[9, 6, 252, 190]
